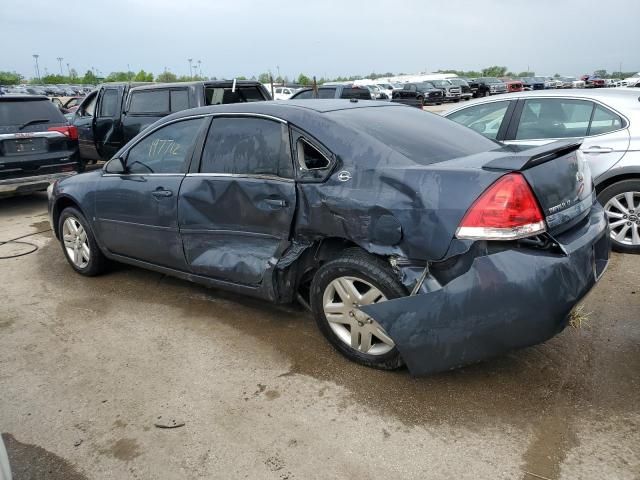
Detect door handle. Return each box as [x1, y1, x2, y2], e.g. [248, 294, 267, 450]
[151, 189, 173, 198]
[263, 198, 287, 208]
[583, 146, 613, 154]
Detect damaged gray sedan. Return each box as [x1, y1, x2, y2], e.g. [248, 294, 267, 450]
[48, 100, 610, 375]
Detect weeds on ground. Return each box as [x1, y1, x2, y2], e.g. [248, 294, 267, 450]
[569, 304, 592, 329]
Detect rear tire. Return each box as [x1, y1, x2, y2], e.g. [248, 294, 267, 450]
[597, 179, 640, 254]
[310, 248, 406, 370]
[58, 207, 109, 275]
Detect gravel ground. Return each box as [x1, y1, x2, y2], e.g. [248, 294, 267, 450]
[0, 192, 638, 480]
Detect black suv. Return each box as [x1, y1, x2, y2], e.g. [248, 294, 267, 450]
[0, 95, 80, 196]
[72, 80, 271, 164]
[290, 84, 373, 100]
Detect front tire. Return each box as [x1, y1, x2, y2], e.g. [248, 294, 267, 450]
[310, 248, 406, 370]
[598, 179, 640, 254]
[58, 207, 108, 275]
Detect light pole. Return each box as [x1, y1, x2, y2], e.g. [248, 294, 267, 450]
[277, 65, 280, 82]
[66, 62, 71, 77]
[32, 54, 40, 82]
[188, 58, 193, 80]
[57, 57, 64, 75]
[197, 60, 202, 79]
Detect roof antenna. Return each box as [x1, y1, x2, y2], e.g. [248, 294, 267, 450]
[232, 78, 237, 93]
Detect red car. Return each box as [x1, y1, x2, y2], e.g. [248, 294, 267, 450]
[503, 80, 523, 93]
[581, 75, 606, 88]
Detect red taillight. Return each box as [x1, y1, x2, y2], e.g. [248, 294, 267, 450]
[48, 125, 78, 140]
[456, 173, 546, 240]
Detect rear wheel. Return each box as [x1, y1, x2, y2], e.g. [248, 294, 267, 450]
[310, 249, 406, 370]
[598, 179, 640, 253]
[484, 89, 491, 97]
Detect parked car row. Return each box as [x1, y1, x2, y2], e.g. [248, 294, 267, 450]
[0, 84, 93, 97]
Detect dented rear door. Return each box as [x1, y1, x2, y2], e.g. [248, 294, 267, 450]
[178, 115, 296, 286]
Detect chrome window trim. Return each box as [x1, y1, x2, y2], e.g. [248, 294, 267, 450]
[106, 113, 291, 176]
[207, 112, 288, 124]
[185, 172, 294, 183]
[119, 113, 287, 156]
[102, 173, 186, 177]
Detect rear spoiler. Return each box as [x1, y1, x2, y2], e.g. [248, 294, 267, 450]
[484, 139, 583, 172]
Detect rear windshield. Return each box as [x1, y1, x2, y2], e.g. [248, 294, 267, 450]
[0, 99, 65, 126]
[205, 86, 267, 105]
[340, 87, 371, 99]
[327, 106, 497, 165]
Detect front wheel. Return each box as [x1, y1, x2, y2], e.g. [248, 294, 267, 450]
[310, 249, 406, 370]
[598, 179, 640, 253]
[58, 207, 109, 275]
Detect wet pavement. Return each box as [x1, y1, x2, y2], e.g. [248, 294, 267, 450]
[0, 193, 639, 479]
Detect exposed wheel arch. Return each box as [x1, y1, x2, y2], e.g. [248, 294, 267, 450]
[595, 173, 640, 196]
[52, 196, 83, 239]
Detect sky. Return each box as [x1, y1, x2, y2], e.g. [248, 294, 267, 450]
[1, 0, 638, 80]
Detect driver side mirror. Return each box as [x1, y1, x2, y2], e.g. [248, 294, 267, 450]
[104, 157, 126, 174]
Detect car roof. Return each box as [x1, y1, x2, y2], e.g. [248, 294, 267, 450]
[130, 80, 263, 92]
[169, 99, 398, 117]
[445, 89, 640, 116]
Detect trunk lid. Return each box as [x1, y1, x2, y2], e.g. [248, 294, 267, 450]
[483, 140, 593, 232]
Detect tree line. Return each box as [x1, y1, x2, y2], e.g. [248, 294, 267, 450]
[1, 66, 637, 87]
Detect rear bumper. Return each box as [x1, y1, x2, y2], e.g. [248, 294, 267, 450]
[0, 171, 77, 195]
[362, 204, 610, 376]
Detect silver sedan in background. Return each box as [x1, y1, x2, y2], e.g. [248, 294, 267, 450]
[444, 89, 640, 253]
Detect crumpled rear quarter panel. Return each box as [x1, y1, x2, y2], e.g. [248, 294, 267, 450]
[361, 204, 610, 376]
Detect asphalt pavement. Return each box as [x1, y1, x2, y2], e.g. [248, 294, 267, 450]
[0, 192, 638, 480]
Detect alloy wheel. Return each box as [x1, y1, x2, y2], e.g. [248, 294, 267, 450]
[322, 276, 395, 355]
[62, 217, 91, 268]
[604, 191, 640, 246]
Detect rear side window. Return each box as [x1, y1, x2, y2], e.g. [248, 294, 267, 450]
[129, 90, 170, 114]
[297, 139, 330, 170]
[328, 106, 498, 166]
[205, 86, 267, 105]
[99, 89, 119, 117]
[0, 99, 65, 126]
[447, 101, 510, 140]
[170, 90, 189, 112]
[589, 105, 623, 135]
[516, 98, 593, 140]
[200, 117, 292, 178]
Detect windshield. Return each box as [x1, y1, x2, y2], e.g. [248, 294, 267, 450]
[327, 106, 498, 166]
[431, 80, 450, 87]
[533, 77, 546, 82]
[480, 78, 500, 84]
